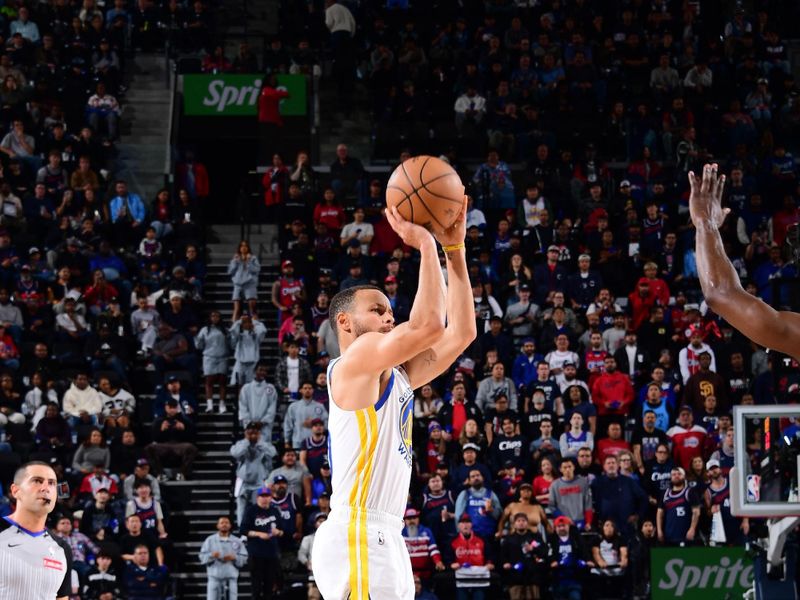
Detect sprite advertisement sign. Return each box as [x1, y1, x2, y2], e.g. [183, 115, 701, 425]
[183, 74, 306, 116]
[651, 547, 753, 599]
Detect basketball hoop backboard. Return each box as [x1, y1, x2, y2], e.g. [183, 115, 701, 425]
[732, 406, 800, 518]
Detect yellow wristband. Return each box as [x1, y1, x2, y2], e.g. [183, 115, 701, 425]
[441, 242, 465, 253]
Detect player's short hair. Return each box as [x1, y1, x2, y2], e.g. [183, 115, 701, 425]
[13, 461, 55, 486]
[329, 285, 382, 341]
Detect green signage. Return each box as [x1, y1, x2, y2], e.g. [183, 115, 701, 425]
[183, 74, 306, 116]
[651, 547, 753, 599]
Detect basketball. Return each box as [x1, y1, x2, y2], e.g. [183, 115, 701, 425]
[386, 155, 465, 234]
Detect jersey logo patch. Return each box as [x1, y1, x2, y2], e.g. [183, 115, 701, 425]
[397, 395, 413, 468]
[43, 558, 63, 570]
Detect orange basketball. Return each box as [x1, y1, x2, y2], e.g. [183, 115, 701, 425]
[386, 155, 465, 234]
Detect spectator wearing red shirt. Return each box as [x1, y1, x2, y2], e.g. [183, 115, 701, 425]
[628, 279, 658, 331]
[402, 507, 445, 581]
[638, 262, 670, 306]
[666, 406, 708, 470]
[770, 195, 799, 247]
[312, 187, 345, 236]
[591, 356, 634, 432]
[450, 513, 493, 579]
[257, 74, 289, 162]
[262, 153, 289, 207]
[594, 422, 631, 464]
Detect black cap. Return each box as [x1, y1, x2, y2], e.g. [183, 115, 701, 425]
[165, 398, 179, 407]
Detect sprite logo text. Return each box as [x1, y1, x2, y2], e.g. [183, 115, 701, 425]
[651, 548, 753, 600]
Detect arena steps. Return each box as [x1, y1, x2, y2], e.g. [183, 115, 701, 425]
[167, 232, 282, 598]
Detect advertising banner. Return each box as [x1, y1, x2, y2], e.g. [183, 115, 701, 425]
[183, 74, 306, 116]
[650, 547, 753, 599]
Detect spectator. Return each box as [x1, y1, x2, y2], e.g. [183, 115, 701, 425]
[83, 550, 122, 599]
[120, 514, 165, 567]
[123, 458, 162, 502]
[79, 486, 118, 543]
[231, 422, 276, 525]
[591, 455, 647, 538]
[402, 507, 445, 581]
[151, 323, 197, 382]
[475, 362, 518, 412]
[283, 382, 328, 449]
[241, 486, 283, 600]
[226, 314, 266, 384]
[454, 86, 487, 132]
[298, 512, 327, 599]
[153, 375, 197, 419]
[199, 515, 249, 600]
[195, 310, 230, 413]
[559, 413, 593, 459]
[594, 422, 631, 464]
[547, 515, 587, 600]
[549, 459, 593, 530]
[123, 545, 170, 600]
[500, 512, 548, 599]
[666, 406, 707, 471]
[54, 514, 101, 581]
[678, 327, 717, 384]
[147, 398, 198, 481]
[97, 375, 135, 428]
[683, 352, 728, 414]
[657, 466, 701, 546]
[450, 514, 493, 599]
[62, 371, 103, 428]
[228, 240, 260, 322]
[589, 519, 629, 597]
[266, 447, 312, 505]
[108, 180, 146, 247]
[86, 83, 121, 141]
[125, 480, 168, 541]
[631, 408, 670, 471]
[454, 468, 502, 541]
[591, 356, 634, 432]
[72, 428, 110, 474]
[275, 340, 313, 399]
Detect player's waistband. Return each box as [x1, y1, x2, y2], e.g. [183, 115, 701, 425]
[328, 505, 404, 529]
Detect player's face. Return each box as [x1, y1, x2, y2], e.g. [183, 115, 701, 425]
[351, 290, 394, 337]
[12, 465, 57, 515]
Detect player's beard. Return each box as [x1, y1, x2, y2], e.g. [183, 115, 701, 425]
[352, 318, 373, 338]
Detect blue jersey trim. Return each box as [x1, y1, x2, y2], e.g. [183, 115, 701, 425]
[3, 515, 47, 537]
[374, 370, 395, 412]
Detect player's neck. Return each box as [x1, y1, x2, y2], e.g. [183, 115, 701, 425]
[7, 509, 47, 533]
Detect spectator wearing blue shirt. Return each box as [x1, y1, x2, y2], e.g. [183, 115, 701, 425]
[9, 7, 40, 43]
[123, 544, 170, 599]
[109, 180, 146, 245]
[511, 338, 542, 391]
[591, 455, 648, 538]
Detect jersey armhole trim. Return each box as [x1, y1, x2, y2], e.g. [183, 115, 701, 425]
[374, 370, 395, 412]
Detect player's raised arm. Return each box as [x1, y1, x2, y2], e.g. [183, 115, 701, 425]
[404, 196, 477, 388]
[691, 164, 800, 360]
[335, 205, 446, 379]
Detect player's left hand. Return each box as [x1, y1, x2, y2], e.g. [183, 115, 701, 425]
[689, 163, 729, 229]
[433, 195, 468, 249]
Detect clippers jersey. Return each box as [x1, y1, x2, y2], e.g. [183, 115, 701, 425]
[326, 357, 415, 520]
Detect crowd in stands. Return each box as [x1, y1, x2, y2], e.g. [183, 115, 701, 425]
[0, 0, 222, 598]
[245, 1, 800, 600]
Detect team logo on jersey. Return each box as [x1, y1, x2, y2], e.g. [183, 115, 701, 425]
[397, 394, 414, 468]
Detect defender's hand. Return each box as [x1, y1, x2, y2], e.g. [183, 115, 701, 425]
[434, 195, 468, 249]
[689, 163, 729, 229]
[386, 205, 435, 250]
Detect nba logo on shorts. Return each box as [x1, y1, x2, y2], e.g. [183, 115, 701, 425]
[746, 474, 760, 502]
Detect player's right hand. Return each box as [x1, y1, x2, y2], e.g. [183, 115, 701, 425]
[386, 205, 435, 249]
[689, 163, 729, 229]
[433, 195, 468, 249]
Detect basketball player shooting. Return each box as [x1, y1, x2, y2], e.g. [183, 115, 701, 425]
[691, 163, 800, 360]
[311, 198, 476, 599]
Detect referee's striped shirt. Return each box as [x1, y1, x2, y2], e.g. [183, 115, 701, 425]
[0, 516, 73, 599]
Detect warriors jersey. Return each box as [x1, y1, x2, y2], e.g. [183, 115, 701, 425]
[326, 357, 415, 520]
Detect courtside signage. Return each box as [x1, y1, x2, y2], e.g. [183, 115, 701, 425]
[183, 74, 306, 116]
[651, 547, 753, 599]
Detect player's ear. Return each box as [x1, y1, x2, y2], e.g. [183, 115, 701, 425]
[337, 310, 350, 334]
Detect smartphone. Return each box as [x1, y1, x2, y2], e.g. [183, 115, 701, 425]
[57, 482, 70, 499]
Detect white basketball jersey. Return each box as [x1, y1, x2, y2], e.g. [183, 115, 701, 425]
[326, 357, 414, 520]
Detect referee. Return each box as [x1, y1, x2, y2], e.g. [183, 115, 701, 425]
[0, 461, 73, 599]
